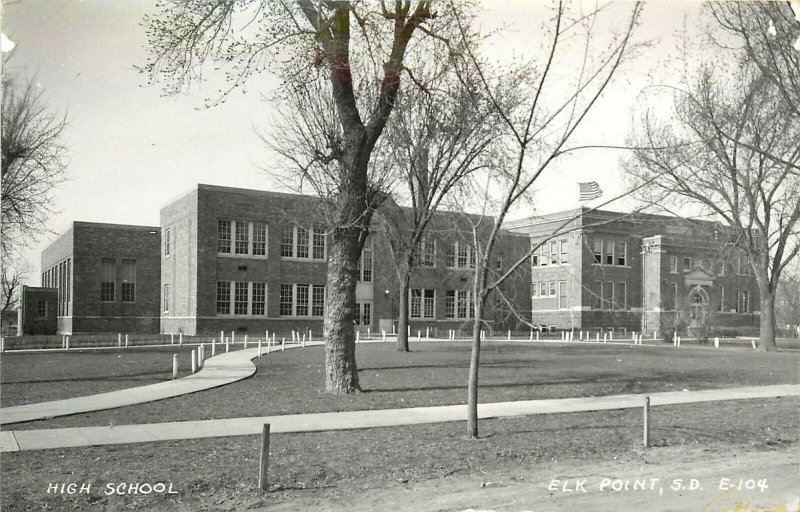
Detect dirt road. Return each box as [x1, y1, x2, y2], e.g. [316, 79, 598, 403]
[263, 446, 798, 512]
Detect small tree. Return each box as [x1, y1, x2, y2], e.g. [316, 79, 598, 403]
[377, 50, 500, 352]
[451, 0, 642, 437]
[1, 66, 68, 260]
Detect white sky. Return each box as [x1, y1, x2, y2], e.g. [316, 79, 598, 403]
[2, 0, 706, 281]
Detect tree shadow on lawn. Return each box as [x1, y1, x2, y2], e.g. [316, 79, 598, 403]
[2, 369, 177, 385]
[359, 373, 666, 394]
[358, 360, 551, 371]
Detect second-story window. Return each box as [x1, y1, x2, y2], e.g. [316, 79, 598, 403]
[593, 239, 602, 264]
[280, 225, 326, 260]
[164, 228, 171, 257]
[235, 220, 249, 254]
[218, 221, 231, 254]
[617, 242, 627, 266]
[358, 245, 373, 282]
[560, 240, 568, 264]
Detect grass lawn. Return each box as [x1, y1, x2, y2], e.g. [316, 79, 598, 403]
[0, 345, 214, 407]
[1, 397, 797, 511]
[5, 341, 798, 431]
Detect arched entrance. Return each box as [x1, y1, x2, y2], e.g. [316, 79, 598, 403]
[688, 286, 709, 327]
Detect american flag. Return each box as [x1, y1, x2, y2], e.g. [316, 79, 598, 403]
[578, 181, 602, 201]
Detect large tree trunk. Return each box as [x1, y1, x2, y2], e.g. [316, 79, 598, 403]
[757, 286, 778, 352]
[467, 297, 484, 438]
[324, 226, 362, 393]
[396, 264, 411, 352]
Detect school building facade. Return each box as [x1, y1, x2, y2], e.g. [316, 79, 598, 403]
[40, 221, 162, 334]
[159, 184, 531, 336]
[505, 208, 760, 336]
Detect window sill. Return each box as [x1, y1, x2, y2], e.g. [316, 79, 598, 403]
[280, 256, 326, 263]
[591, 263, 631, 269]
[218, 253, 269, 260]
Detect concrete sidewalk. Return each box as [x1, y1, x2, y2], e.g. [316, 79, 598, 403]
[0, 342, 314, 425]
[2, 383, 797, 453]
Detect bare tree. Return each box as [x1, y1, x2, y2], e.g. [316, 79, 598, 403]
[376, 50, 500, 352]
[709, 2, 800, 116]
[1, 66, 68, 260]
[775, 267, 800, 336]
[450, 1, 643, 437]
[1, 258, 28, 318]
[143, 1, 474, 393]
[627, 15, 800, 351]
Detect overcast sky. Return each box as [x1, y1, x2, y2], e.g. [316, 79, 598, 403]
[3, 0, 705, 281]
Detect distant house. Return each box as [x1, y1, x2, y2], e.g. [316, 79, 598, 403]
[40, 222, 161, 334]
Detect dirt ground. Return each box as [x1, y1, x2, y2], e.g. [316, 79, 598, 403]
[265, 445, 799, 512]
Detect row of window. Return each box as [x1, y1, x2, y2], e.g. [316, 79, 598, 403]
[532, 240, 569, 267]
[218, 220, 268, 256]
[408, 289, 477, 319]
[280, 225, 326, 260]
[591, 281, 628, 310]
[100, 258, 136, 303]
[532, 281, 569, 309]
[669, 255, 753, 276]
[592, 240, 628, 266]
[42, 258, 72, 316]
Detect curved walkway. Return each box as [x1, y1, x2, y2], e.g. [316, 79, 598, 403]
[0, 342, 316, 425]
[1, 383, 798, 453]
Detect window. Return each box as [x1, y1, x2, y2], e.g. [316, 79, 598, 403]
[358, 245, 373, 282]
[251, 283, 266, 315]
[670, 256, 678, 273]
[163, 284, 170, 312]
[445, 291, 456, 317]
[296, 227, 309, 258]
[531, 248, 539, 267]
[617, 242, 627, 266]
[446, 290, 473, 319]
[219, 220, 268, 257]
[605, 241, 614, 265]
[216, 281, 231, 314]
[496, 252, 504, 271]
[253, 222, 267, 256]
[457, 242, 468, 268]
[121, 259, 136, 302]
[312, 226, 326, 260]
[548, 282, 556, 297]
[101, 258, 115, 302]
[218, 221, 232, 254]
[37, 301, 47, 318]
[560, 240, 568, 264]
[617, 282, 627, 310]
[448, 241, 475, 269]
[293, 284, 308, 316]
[550, 241, 558, 265]
[281, 226, 295, 257]
[539, 244, 548, 267]
[418, 237, 436, 267]
[233, 282, 248, 315]
[164, 228, 171, 257]
[739, 289, 750, 313]
[604, 280, 614, 310]
[281, 226, 325, 260]
[683, 257, 692, 271]
[558, 281, 567, 310]
[312, 285, 325, 316]
[669, 282, 678, 310]
[279, 283, 324, 316]
[531, 282, 539, 298]
[539, 282, 547, 297]
[592, 281, 603, 309]
[593, 239, 602, 264]
[410, 289, 435, 319]
[280, 284, 293, 316]
[355, 302, 372, 325]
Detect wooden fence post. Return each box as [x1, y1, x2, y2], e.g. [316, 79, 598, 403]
[258, 424, 270, 490]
